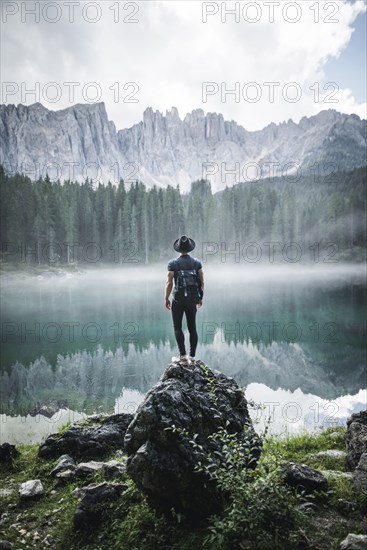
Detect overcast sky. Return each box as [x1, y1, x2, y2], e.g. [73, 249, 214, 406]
[1, 0, 366, 131]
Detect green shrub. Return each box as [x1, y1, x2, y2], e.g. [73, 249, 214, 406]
[190, 432, 303, 549]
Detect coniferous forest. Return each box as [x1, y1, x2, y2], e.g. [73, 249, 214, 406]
[0, 165, 366, 265]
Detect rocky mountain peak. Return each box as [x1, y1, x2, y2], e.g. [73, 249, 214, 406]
[0, 103, 366, 191]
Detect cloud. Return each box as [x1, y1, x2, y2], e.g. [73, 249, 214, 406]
[1, 0, 366, 130]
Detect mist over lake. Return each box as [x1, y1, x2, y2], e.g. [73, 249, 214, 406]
[1, 263, 366, 444]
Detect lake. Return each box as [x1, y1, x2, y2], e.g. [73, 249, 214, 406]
[1, 263, 366, 444]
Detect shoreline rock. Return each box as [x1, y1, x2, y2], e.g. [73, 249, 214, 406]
[38, 413, 134, 460]
[125, 362, 262, 518]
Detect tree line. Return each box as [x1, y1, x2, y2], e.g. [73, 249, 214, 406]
[0, 165, 366, 265]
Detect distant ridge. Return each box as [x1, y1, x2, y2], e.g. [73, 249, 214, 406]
[1, 102, 366, 191]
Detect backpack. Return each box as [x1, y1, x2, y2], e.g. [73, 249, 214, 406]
[172, 257, 202, 305]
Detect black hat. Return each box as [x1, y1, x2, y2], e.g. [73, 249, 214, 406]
[173, 235, 196, 252]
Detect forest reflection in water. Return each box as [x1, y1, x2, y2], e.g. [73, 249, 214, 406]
[1, 263, 366, 443]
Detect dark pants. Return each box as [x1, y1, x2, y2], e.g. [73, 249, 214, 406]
[171, 300, 198, 356]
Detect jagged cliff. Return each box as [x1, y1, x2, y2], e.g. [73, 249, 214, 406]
[0, 102, 123, 184]
[1, 102, 366, 191]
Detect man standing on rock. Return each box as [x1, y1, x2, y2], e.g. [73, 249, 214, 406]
[165, 235, 204, 365]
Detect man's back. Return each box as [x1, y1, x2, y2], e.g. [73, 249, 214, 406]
[167, 254, 202, 286]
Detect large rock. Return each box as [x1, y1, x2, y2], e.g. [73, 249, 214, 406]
[54, 459, 126, 485]
[283, 463, 328, 492]
[73, 482, 126, 530]
[353, 453, 367, 492]
[19, 479, 44, 499]
[346, 410, 367, 470]
[0, 443, 19, 463]
[124, 362, 261, 518]
[340, 533, 367, 549]
[38, 413, 133, 459]
[50, 454, 76, 477]
[101, 460, 126, 480]
[74, 461, 105, 477]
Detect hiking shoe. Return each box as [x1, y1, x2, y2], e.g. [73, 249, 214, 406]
[171, 355, 189, 365]
[188, 356, 197, 365]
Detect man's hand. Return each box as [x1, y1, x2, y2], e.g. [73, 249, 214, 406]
[165, 272, 174, 310]
[197, 300, 203, 309]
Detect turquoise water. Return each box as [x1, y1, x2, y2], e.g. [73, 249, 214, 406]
[1, 264, 366, 443]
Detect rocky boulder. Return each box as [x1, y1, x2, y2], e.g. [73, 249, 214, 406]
[19, 479, 44, 499]
[74, 461, 105, 478]
[51, 458, 127, 485]
[340, 533, 367, 549]
[101, 460, 126, 480]
[353, 453, 367, 492]
[0, 443, 19, 463]
[73, 482, 127, 530]
[38, 413, 133, 459]
[50, 454, 76, 477]
[124, 362, 261, 518]
[283, 463, 329, 493]
[346, 410, 367, 470]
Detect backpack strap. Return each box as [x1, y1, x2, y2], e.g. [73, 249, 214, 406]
[172, 258, 180, 287]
